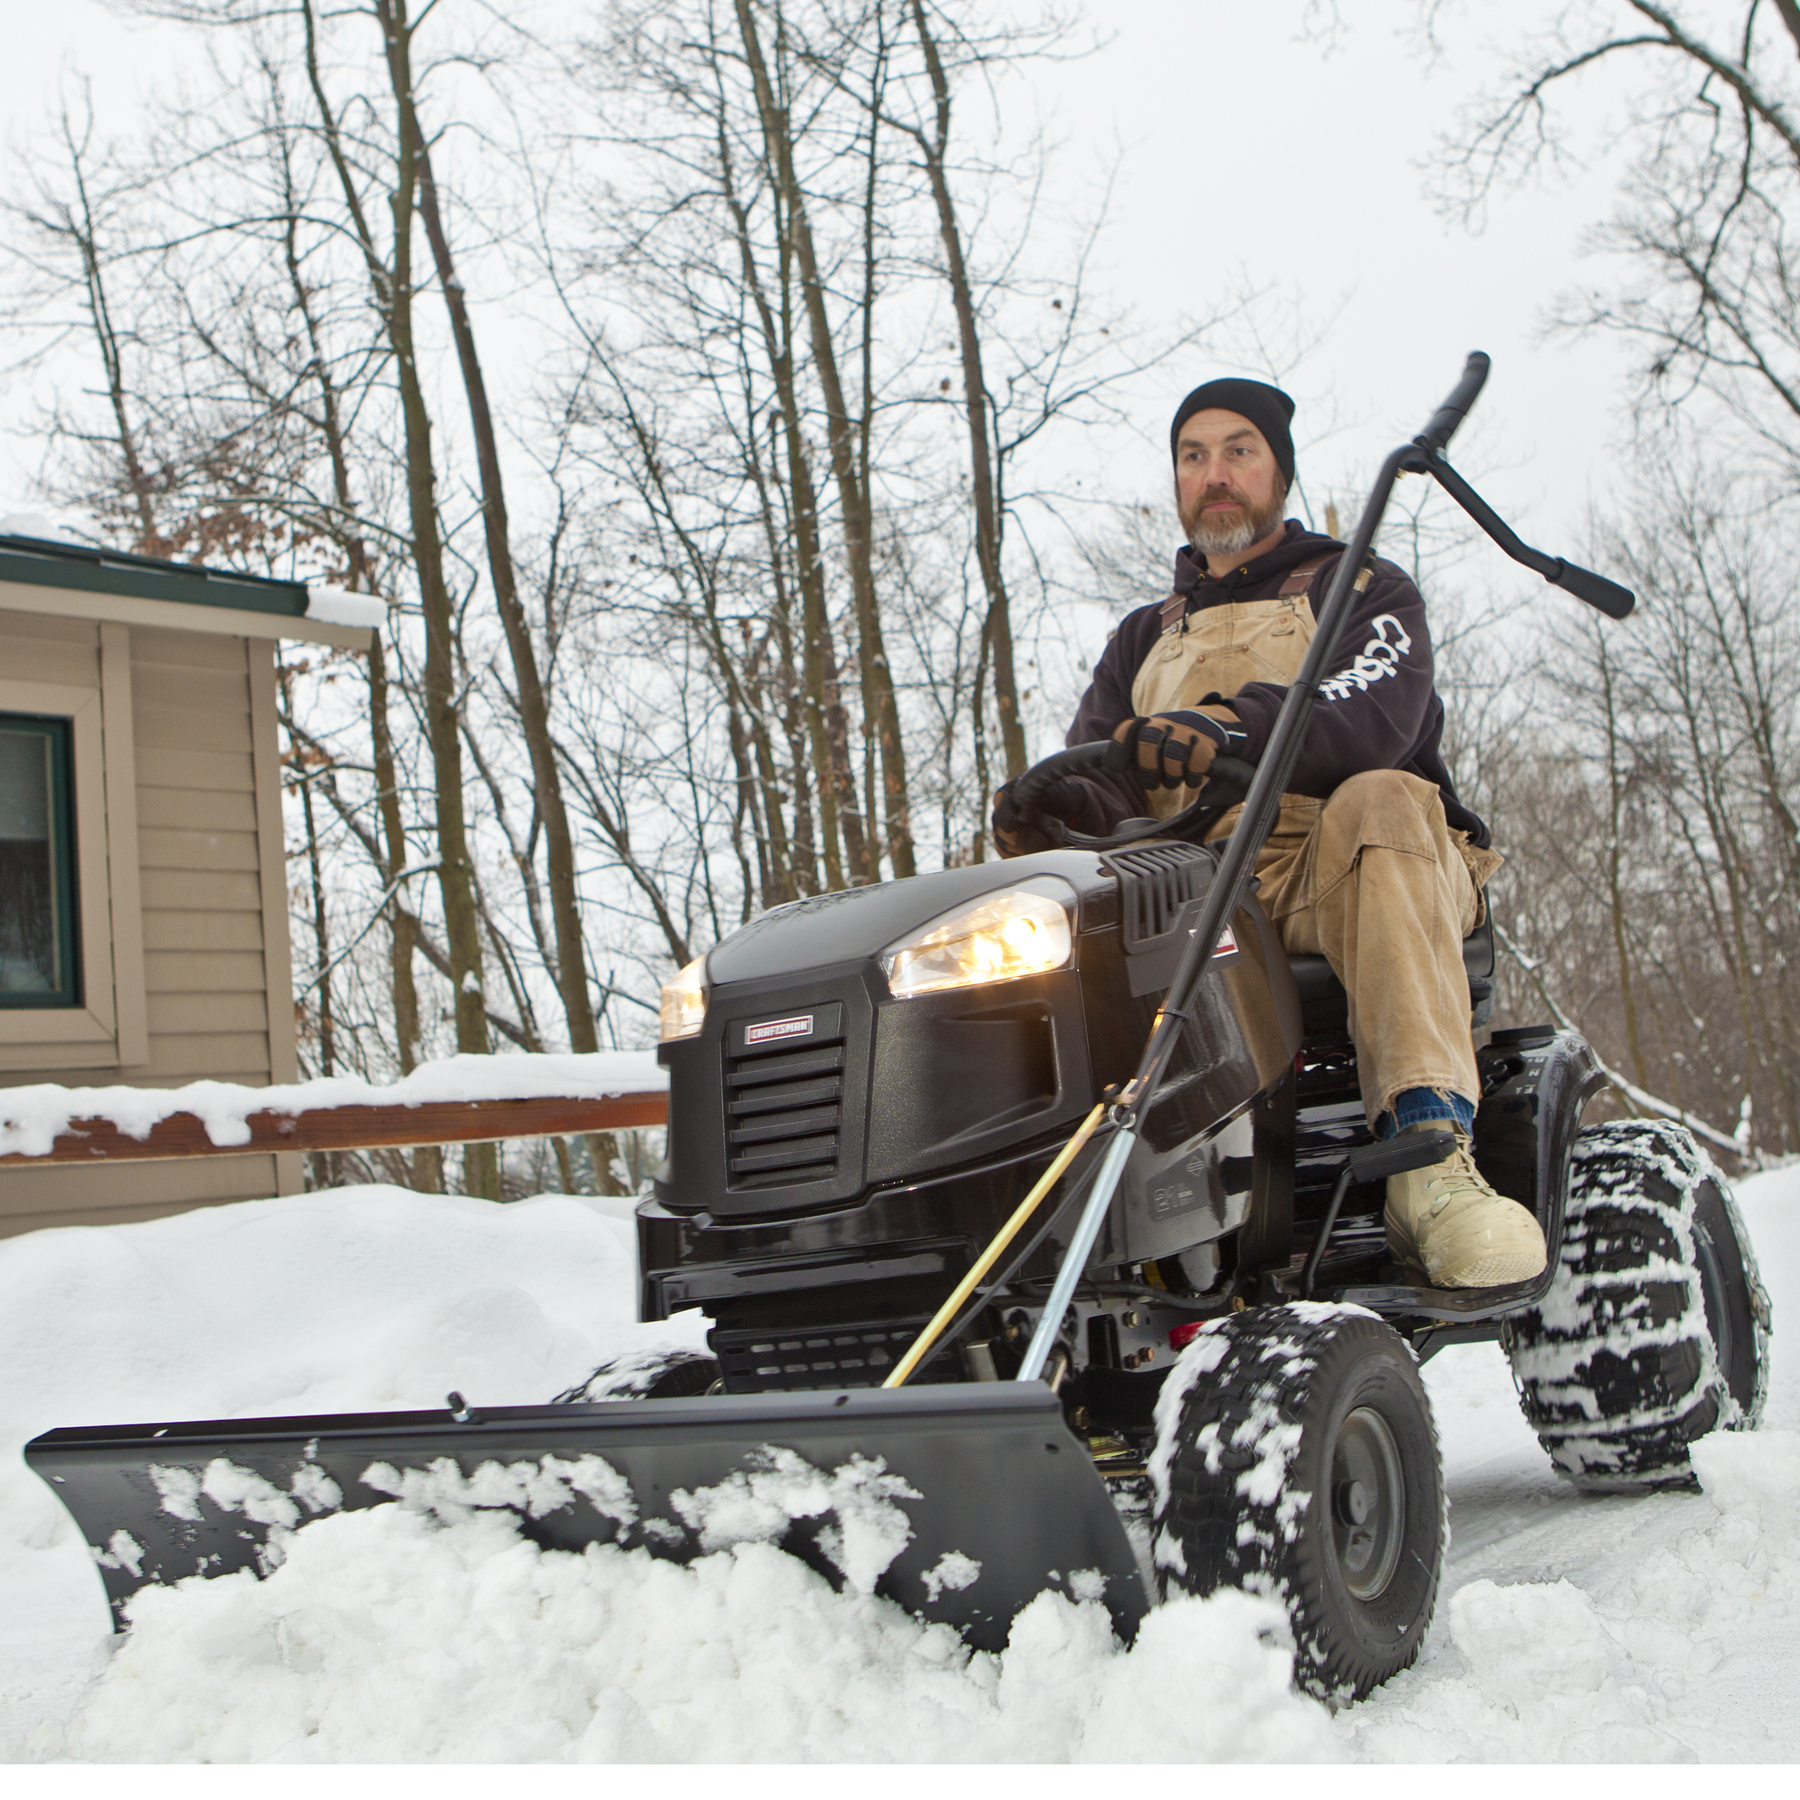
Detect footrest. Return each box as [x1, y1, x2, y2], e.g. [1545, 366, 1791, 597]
[1326, 1277, 1545, 1322]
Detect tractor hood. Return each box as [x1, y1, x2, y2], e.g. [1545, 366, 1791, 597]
[706, 849, 1113, 987]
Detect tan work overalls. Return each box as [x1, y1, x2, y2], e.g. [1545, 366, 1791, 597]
[1131, 561, 1502, 1124]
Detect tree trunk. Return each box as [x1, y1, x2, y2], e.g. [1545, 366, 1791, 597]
[368, 636, 441, 1191]
[411, 138, 621, 1192]
[905, 0, 1027, 782]
[734, 0, 914, 878]
[365, 0, 497, 1198]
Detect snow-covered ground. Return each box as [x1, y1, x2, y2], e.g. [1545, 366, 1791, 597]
[0, 1167, 1793, 1762]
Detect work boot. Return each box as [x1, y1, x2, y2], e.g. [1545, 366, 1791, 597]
[1384, 1121, 1547, 1288]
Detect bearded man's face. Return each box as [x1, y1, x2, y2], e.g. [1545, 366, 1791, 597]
[1174, 409, 1288, 557]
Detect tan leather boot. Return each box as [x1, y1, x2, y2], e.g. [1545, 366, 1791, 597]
[1384, 1120, 1547, 1288]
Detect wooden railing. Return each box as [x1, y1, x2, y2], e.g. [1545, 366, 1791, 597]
[0, 1091, 669, 1166]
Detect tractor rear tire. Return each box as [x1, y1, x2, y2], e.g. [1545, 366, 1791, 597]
[1503, 1119, 1770, 1490]
[1150, 1304, 1444, 1704]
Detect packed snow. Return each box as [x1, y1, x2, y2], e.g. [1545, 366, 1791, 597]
[0, 1168, 1794, 1762]
[0, 1049, 665, 1157]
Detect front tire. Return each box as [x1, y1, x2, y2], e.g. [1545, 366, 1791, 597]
[1504, 1119, 1771, 1490]
[1150, 1305, 1444, 1703]
[555, 1349, 723, 1403]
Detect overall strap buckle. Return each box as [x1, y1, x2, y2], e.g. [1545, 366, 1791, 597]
[1276, 555, 1332, 599]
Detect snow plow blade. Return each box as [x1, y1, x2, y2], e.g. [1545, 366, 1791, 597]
[26, 1383, 1147, 1652]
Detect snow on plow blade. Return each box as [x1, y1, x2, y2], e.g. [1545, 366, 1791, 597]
[26, 1383, 1147, 1652]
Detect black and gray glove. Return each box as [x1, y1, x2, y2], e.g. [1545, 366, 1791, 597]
[1112, 705, 1247, 790]
[992, 775, 1088, 858]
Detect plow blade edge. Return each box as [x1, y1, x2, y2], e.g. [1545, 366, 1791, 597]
[26, 1383, 1147, 1652]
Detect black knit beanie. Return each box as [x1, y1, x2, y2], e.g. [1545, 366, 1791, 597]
[1169, 378, 1297, 483]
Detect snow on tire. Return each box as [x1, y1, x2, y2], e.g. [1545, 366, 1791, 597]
[1148, 1303, 1445, 1704]
[1504, 1118, 1771, 1491]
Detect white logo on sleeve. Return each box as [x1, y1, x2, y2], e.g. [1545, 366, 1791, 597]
[1318, 614, 1414, 701]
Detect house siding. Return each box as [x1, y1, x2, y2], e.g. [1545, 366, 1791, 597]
[0, 615, 300, 1235]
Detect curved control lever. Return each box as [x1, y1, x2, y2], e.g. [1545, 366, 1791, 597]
[1416, 351, 1491, 456]
[1416, 445, 1636, 619]
[1544, 558, 1635, 620]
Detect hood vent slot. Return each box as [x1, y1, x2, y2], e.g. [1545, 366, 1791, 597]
[1099, 842, 1229, 997]
[724, 1003, 846, 1188]
[1100, 841, 1216, 946]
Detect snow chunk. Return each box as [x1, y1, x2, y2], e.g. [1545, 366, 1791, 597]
[1691, 1426, 1800, 1537]
[201, 1459, 300, 1531]
[148, 1464, 202, 1523]
[1450, 1578, 1613, 1712]
[921, 1549, 980, 1602]
[94, 1530, 145, 1577]
[363, 1452, 637, 1533]
[671, 1446, 919, 1595]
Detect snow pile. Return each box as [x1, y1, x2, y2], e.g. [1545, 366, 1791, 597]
[0, 1048, 665, 1157]
[31, 1513, 1332, 1763]
[0, 1184, 694, 1447]
[1339, 1429, 1800, 1762]
[0, 1183, 701, 1603]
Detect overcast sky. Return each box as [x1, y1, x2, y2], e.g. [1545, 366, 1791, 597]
[8, 1, 1642, 618]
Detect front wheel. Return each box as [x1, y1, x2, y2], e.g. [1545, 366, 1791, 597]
[1149, 1304, 1444, 1703]
[554, 1349, 723, 1403]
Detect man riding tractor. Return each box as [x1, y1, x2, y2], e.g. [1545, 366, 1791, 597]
[992, 376, 1542, 1291]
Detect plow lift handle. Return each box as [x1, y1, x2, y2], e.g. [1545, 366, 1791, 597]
[1009, 350, 1637, 1384]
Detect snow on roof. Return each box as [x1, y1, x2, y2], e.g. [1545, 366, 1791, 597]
[304, 583, 388, 628]
[0, 525, 378, 645]
[0, 510, 88, 547]
[0, 1049, 666, 1158]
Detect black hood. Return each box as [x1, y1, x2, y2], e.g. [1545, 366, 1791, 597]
[706, 849, 1107, 988]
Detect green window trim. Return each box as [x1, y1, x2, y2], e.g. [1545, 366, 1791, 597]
[0, 712, 80, 1009]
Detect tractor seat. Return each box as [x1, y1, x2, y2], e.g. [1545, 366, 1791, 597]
[1284, 912, 1496, 1037]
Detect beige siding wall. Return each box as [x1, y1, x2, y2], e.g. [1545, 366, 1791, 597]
[0, 613, 300, 1236]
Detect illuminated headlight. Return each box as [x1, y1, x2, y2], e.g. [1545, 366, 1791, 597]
[880, 878, 1074, 998]
[658, 956, 708, 1042]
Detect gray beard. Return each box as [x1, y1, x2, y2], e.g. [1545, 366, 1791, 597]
[1182, 489, 1287, 557]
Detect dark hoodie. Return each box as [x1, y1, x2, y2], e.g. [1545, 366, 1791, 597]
[1060, 521, 1490, 847]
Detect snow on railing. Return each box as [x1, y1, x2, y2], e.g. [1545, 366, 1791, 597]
[0, 1051, 667, 1164]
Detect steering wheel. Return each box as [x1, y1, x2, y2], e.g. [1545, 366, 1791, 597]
[1009, 740, 1257, 850]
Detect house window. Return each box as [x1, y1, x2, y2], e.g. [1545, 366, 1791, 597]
[0, 712, 79, 1007]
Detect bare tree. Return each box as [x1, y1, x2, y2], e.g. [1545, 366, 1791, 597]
[1416, 0, 1800, 477]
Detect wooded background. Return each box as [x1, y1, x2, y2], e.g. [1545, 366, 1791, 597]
[6, 0, 1796, 1189]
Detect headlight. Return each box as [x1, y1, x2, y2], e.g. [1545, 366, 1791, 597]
[659, 956, 707, 1041]
[880, 878, 1074, 998]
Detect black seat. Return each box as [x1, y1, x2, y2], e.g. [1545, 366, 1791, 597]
[1286, 912, 1495, 1038]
